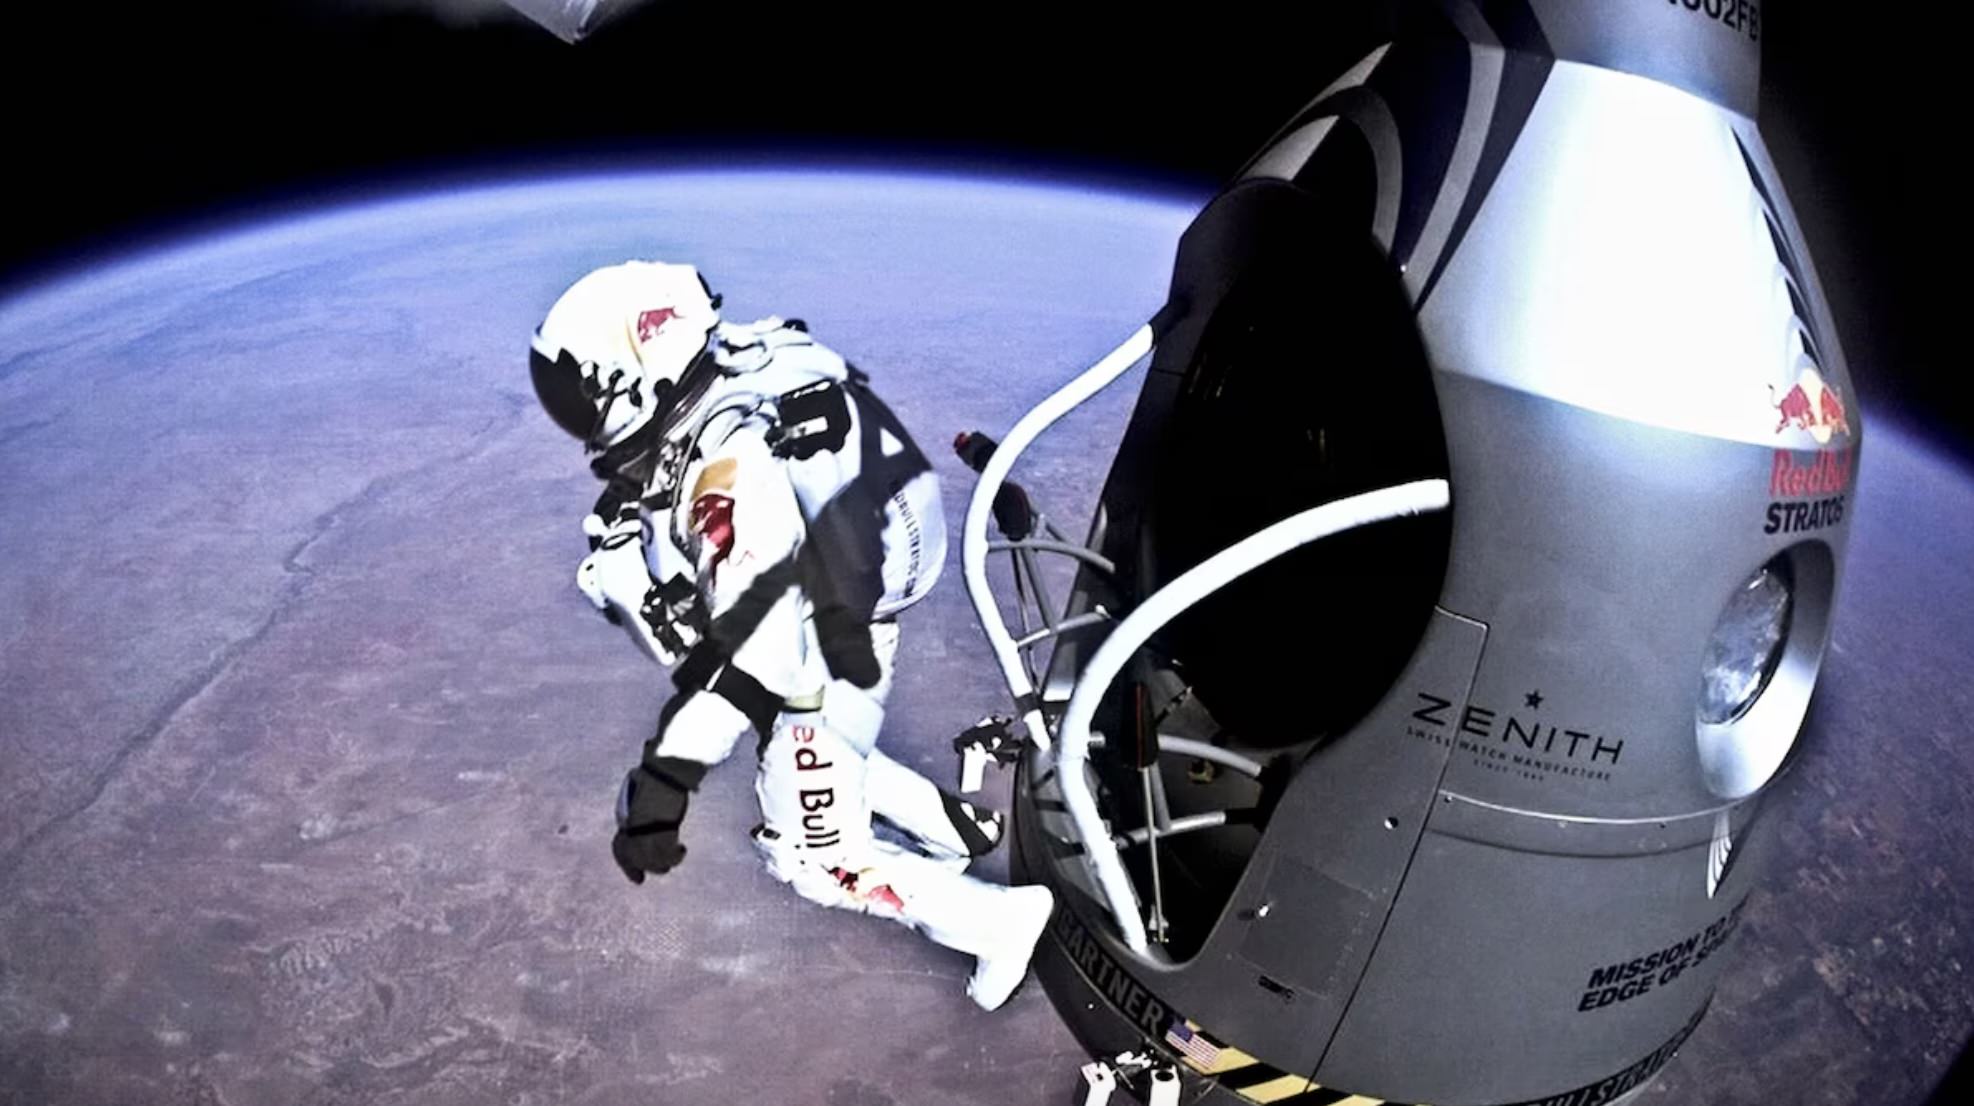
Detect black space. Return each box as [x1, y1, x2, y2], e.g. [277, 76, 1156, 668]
[0, 1, 1952, 448]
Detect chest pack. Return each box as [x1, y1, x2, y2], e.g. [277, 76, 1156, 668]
[631, 318, 947, 628]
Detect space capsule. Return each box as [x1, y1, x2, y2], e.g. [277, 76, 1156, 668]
[956, 3, 1858, 1103]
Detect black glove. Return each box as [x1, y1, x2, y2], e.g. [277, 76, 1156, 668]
[814, 606, 882, 689]
[611, 752, 708, 885]
[953, 432, 1034, 539]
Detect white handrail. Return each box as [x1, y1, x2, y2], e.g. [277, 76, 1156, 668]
[961, 324, 1157, 752]
[1057, 479, 1452, 953]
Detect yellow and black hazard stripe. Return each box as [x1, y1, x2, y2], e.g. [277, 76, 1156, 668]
[1165, 1020, 1423, 1106]
[1044, 900, 1422, 1104]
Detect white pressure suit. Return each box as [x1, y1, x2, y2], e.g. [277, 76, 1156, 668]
[528, 261, 1052, 1010]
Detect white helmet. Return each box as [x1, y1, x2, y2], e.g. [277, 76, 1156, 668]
[529, 260, 722, 451]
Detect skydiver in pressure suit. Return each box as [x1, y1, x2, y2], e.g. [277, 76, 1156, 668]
[528, 260, 1054, 1010]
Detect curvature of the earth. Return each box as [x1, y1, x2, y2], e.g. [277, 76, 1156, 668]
[0, 168, 1968, 1105]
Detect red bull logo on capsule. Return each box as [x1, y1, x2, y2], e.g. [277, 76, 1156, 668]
[1768, 368, 1850, 445]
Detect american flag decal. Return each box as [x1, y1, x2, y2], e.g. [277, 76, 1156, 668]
[1165, 1019, 1223, 1070]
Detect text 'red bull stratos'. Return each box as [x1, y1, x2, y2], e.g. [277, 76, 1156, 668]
[951, 2, 1857, 1103]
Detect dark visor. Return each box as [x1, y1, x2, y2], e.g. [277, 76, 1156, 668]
[529, 343, 601, 443]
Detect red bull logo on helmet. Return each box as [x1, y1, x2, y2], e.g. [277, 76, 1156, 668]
[1768, 368, 1850, 445]
[636, 306, 681, 343]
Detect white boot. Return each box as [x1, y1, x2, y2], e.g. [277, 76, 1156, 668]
[964, 883, 1055, 1011]
[873, 847, 1056, 1012]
